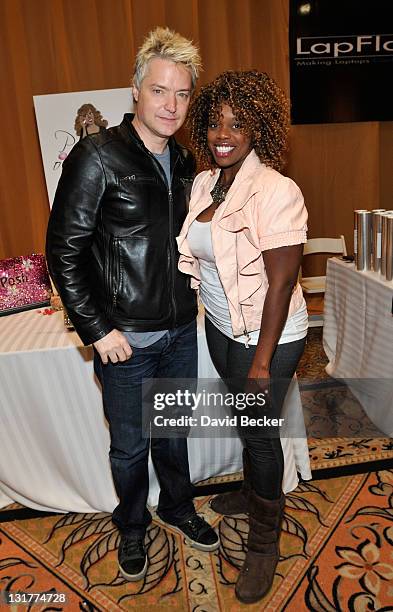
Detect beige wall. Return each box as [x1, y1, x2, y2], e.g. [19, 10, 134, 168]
[0, 0, 391, 263]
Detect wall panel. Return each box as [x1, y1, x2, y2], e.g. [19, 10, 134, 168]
[0, 0, 389, 261]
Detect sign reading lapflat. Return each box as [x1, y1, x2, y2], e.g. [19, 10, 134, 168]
[289, 1, 393, 124]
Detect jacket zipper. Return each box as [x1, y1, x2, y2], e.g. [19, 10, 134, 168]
[235, 233, 251, 348]
[147, 150, 179, 326]
[168, 151, 182, 325]
[240, 305, 251, 349]
[168, 187, 177, 324]
[134, 137, 181, 327]
[214, 249, 250, 348]
[111, 238, 119, 311]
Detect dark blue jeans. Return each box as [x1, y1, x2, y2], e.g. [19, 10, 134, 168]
[94, 320, 197, 537]
[205, 316, 306, 500]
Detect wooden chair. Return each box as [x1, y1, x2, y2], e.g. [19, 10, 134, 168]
[300, 235, 347, 327]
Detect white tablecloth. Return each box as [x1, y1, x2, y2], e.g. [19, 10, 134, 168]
[323, 257, 393, 435]
[0, 308, 311, 513]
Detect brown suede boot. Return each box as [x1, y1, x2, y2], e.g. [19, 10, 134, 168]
[235, 491, 285, 604]
[209, 448, 252, 515]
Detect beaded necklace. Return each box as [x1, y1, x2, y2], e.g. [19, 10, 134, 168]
[210, 172, 235, 206]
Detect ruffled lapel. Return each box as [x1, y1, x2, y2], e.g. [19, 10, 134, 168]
[215, 150, 264, 227]
[178, 150, 265, 253]
[185, 170, 221, 227]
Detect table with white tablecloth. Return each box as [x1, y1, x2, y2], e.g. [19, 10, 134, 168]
[0, 308, 311, 513]
[323, 257, 393, 435]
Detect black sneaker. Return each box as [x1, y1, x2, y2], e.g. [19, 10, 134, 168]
[166, 514, 219, 552]
[118, 534, 147, 581]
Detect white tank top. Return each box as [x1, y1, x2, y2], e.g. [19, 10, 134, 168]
[187, 220, 308, 345]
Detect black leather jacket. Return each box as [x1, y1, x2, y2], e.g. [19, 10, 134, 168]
[46, 114, 197, 345]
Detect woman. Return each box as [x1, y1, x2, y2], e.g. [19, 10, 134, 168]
[74, 103, 108, 139]
[177, 70, 308, 603]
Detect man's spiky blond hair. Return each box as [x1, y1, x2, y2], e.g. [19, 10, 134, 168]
[133, 26, 202, 90]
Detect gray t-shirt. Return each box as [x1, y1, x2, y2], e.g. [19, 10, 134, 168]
[153, 146, 171, 186]
[123, 146, 171, 348]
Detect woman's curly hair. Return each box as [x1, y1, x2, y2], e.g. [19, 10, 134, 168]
[188, 70, 290, 171]
[74, 103, 108, 136]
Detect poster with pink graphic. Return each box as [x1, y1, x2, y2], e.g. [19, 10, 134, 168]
[33, 88, 133, 208]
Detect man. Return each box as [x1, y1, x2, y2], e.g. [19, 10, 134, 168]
[46, 27, 219, 582]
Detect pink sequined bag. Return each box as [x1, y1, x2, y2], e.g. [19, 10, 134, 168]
[0, 253, 51, 316]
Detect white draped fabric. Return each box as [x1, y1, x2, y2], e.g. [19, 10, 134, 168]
[0, 308, 311, 513]
[323, 257, 393, 436]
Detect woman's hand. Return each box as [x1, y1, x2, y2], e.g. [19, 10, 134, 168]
[246, 362, 270, 397]
[247, 363, 270, 381]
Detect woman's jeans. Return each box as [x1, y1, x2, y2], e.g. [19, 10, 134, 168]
[94, 320, 197, 537]
[205, 317, 306, 500]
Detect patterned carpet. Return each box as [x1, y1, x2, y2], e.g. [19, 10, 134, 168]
[1, 328, 393, 610]
[1, 470, 393, 610]
[298, 328, 393, 477]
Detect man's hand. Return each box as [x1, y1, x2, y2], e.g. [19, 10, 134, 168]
[93, 329, 132, 364]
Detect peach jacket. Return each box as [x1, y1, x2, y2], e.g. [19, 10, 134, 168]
[177, 149, 308, 338]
